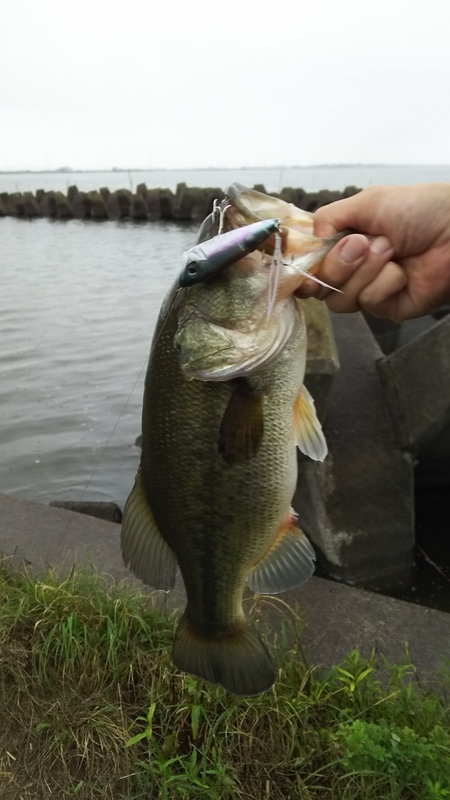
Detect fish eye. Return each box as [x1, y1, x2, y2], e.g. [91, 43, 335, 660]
[187, 262, 199, 275]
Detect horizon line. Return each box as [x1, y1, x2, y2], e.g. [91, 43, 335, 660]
[2, 163, 450, 175]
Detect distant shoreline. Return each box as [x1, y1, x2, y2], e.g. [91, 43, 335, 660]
[1, 163, 449, 175]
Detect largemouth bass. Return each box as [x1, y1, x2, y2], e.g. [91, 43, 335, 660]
[121, 186, 343, 696]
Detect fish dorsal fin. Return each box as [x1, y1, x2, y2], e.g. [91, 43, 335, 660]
[247, 511, 315, 594]
[219, 381, 264, 465]
[294, 385, 328, 461]
[121, 470, 177, 591]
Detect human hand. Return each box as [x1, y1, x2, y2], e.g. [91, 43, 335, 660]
[296, 184, 450, 322]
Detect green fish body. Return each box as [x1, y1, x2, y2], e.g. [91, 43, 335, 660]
[122, 186, 337, 696]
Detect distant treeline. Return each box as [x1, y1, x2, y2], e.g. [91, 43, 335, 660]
[0, 183, 361, 222]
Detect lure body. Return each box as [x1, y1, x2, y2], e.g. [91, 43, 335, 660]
[179, 218, 281, 287]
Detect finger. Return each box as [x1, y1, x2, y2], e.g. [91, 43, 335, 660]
[294, 234, 370, 300]
[313, 187, 382, 238]
[358, 261, 408, 319]
[313, 194, 368, 238]
[325, 236, 394, 313]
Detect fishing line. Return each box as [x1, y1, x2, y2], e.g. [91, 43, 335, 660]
[56, 355, 148, 549]
[78, 356, 148, 502]
[266, 232, 283, 320]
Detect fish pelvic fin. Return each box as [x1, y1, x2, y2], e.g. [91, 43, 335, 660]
[218, 380, 264, 464]
[121, 470, 177, 591]
[172, 614, 274, 697]
[294, 385, 328, 461]
[247, 511, 315, 594]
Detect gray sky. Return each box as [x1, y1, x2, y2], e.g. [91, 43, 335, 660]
[2, 0, 450, 171]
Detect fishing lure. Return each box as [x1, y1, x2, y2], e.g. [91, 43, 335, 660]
[179, 218, 281, 288]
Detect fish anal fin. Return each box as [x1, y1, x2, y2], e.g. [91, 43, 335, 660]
[172, 614, 274, 697]
[219, 381, 264, 465]
[294, 385, 328, 461]
[121, 470, 176, 591]
[247, 511, 315, 594]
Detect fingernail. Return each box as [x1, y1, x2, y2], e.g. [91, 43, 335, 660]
[370, 235, 392, 255]
[340, 237, 367, 264]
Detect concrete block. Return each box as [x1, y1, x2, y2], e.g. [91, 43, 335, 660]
[106, 189, 132, 219]
[377, 315, 450, 456]
[295, 191, 320, 212]
[172, 182, 199, 220]
[159, 188, 174, 220]
[22, 191, 39, 217]
[67, 185, 79, 203]
[362, 311, 401, 355]
[0, 192, 9, 216]
[294, 312, 415, 582]
[145, 188, 162, 220]
[131, 192, 148, 220]
[303, 298, 339, 420]
[55, 191, 73, 219]
[342, 185, 361, 198]
[0, 492, 127, 581]
[88, 190, 108, 220]
[71, 191, 91, 219]
[6, 192, 25, 216]
[39, 191, 57, 217]
[49, 501, 122, 524]
[315, 189, 343, 209]
[191, 187, 224, 221]
[264, 578, 450, 681]
[136, 182, 148, 196]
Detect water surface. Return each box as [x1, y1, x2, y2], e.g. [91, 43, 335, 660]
[2, 164, 450, 195]
[1, 217, 196, 507]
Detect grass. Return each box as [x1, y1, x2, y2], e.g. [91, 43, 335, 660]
[0, 559, 449, 799]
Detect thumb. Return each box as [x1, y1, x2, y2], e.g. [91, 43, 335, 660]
[314, 192, 369, 238]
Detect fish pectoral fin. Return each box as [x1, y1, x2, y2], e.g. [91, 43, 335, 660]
[247, 511, 315, 594]
[294, 385, 328, 461]
[121, 470, 177, 591]
[173, 614, 274, 697]
[218, 381, 264, 465]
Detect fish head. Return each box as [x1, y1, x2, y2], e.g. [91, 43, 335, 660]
[225, 183, 314, 233]
[174, 251, 300, 382]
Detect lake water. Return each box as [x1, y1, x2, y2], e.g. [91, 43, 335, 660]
[2, 164, 450, 195]
[1, 215, 196, 507]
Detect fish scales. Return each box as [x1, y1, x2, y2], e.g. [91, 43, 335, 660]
[142, 288, 305, 632]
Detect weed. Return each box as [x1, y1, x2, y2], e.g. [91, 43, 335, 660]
[0, 559, 449, 799]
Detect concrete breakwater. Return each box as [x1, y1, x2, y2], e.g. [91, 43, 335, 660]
[0, 182, 361, 222]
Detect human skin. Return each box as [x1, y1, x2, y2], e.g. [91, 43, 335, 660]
[296, 184, 450, 322]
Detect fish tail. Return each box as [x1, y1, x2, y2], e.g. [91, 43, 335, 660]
[172, 613, 274, 697]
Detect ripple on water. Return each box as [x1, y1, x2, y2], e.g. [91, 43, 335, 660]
[0, 216, 197, 506]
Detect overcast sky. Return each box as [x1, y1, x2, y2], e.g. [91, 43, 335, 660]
[2, 0, 450, 171]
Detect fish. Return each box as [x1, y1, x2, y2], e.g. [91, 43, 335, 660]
[121, 185, 343, 696]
